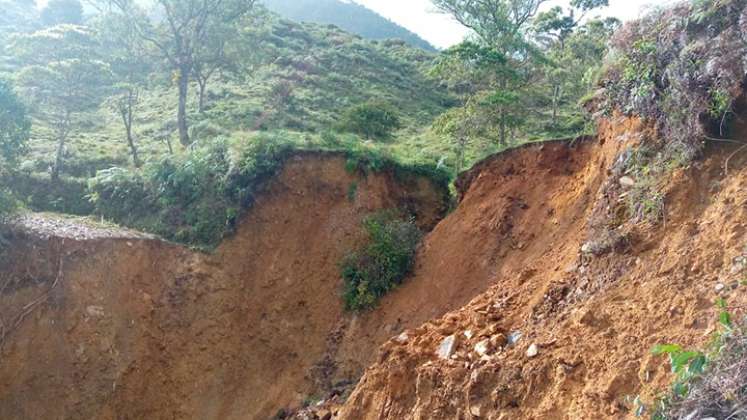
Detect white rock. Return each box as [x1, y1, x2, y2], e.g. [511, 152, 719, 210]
[464, 330, 474, 339]
[470, 404, 483, 417]
[507, 331, 522, 346]
[714, 283, 725, 292]
[437, 335, 458, 359]
[394, 332, 409, 344]
[86, 306, 105, 318]
[581, 243, 592, 254]
[474, 339, 490, 356]
[619, 176, 636, 187]
[526, 343, 539, 358]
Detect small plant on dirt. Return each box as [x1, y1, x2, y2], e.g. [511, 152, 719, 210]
[648, 299, 744, 419]
[341, 210, 422, 311]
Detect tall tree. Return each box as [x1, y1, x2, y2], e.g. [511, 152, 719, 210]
[432, 0, 548, 145]
[0, 78, 30, 217]
[11, 25, 111, 180]
[41, 0, 84, 26]
[104, 0, 258, 146]
[0, 79, 30, 163]
[95, 14, 150, 167]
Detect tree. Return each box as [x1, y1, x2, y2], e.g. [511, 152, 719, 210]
[432, 0, 548, 146]
[95, 14, 151, 167]
[340, 101, 402, 140]
[0, 78, 30, 218]
[41, 0, 84, 26]
[12, 25, 111, 180]
[0, 78, 30, 164]
[104, 0, 258, 146]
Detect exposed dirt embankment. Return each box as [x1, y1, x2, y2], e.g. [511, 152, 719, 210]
[0, 154, 447, 420]
[337, 117, 747, 419]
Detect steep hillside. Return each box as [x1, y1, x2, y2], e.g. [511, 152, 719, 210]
[262, 0, 436, 51]
[331, 116, 747, 419]
[0, 153, 448, 419]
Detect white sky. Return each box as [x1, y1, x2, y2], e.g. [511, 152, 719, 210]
[354, 0, 677, 49]
[35, 0, 675, 49]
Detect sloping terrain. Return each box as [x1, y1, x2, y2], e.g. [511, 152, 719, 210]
[0, 154, 447, 420]
[336, 116, 747, 419]
[2, 113, 747, 419]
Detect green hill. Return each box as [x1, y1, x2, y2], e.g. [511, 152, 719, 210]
[262, 0, 437, 51]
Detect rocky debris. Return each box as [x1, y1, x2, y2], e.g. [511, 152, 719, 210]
[394, 332, 409, 344]
[526, 344, 539, 358]
[581, 230, 626, 256]
[470, 404, 483, 417]
[714, 283, 725, 293]
[9, 213, 156, 241]
[507, 331, 522, 346]
[474, 339, 491, 356]
[619, 176, 636, 187]
[437, 335, 458, 359]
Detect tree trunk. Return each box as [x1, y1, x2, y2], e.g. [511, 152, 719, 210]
[551, 85, 560, 126]
[121, 94, 141, 168]
[499, 108, 507, 146]
[52, 136, 64, 181]
[177, 65, 190, 146]
[197, 77, 207, 114]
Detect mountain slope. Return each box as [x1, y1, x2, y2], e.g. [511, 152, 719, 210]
[262, 0, 437, 51]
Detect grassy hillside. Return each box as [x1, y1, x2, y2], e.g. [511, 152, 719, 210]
[262, 0, 437, 51]
[2, 12, 456, 216]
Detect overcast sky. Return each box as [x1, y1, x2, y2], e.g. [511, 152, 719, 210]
[354, 0, 676, 49]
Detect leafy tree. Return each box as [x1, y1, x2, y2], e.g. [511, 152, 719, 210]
[0, 78, 30, 164]
[0, 78, 30, 218]
[41, 0, 84, 26]
[104, 0, 259, 146]
[11, 25, 111, 180]
[95, 13, 151, 167]
[340, 101, 402, 140]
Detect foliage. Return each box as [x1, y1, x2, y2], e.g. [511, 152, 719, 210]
[341, 210, 422, 311]
[11, 25, 112, 180]
[649, 300, 743, 419]
[595, 0, 747, 161]
[262, 0, 436, 51]
[339, 101, 402, 140]
[0, 78, 30, 164]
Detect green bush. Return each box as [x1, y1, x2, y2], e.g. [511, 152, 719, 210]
[89, 135, 296, 249]
[341, 211, 422, 311]
[339, 100, 402, 140]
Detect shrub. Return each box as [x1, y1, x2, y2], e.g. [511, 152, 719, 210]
[648, 300, 743, 419]
[339, 100, 402, 140]
[341, 211, 422, 311]
[595, 0, 747, 161]
[89, 135, 296, 249]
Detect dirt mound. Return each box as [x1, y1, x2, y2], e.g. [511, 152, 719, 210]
[336, 117, 747, 419]
[0, 154, 447, 420]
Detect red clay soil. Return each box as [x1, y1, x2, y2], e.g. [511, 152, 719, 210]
[336, 116, 747, 419]
[2, 115, 747, 420]
[0, 155, 446, 420]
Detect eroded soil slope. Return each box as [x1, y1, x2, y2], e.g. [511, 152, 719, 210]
[0, 153, 447, 420]
[337, 117, 747, 419]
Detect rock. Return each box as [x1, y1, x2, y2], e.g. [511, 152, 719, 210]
[86, 306, 105, 318]
[318, 410, 332, 420]
[507, 331, 522, 346]
[581, 243, 592, 254]
[714, 283, 725, 293]
[464, 330, 474, 339]
[526, 343, 539, 358]
[619, 176, 636, 187]
[490, 333, 507, 348]
[394, 332, 409, 344]
[474, 339, 491, 356]
[437, 335, 458, 359]
[470, 404, 483, 417]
